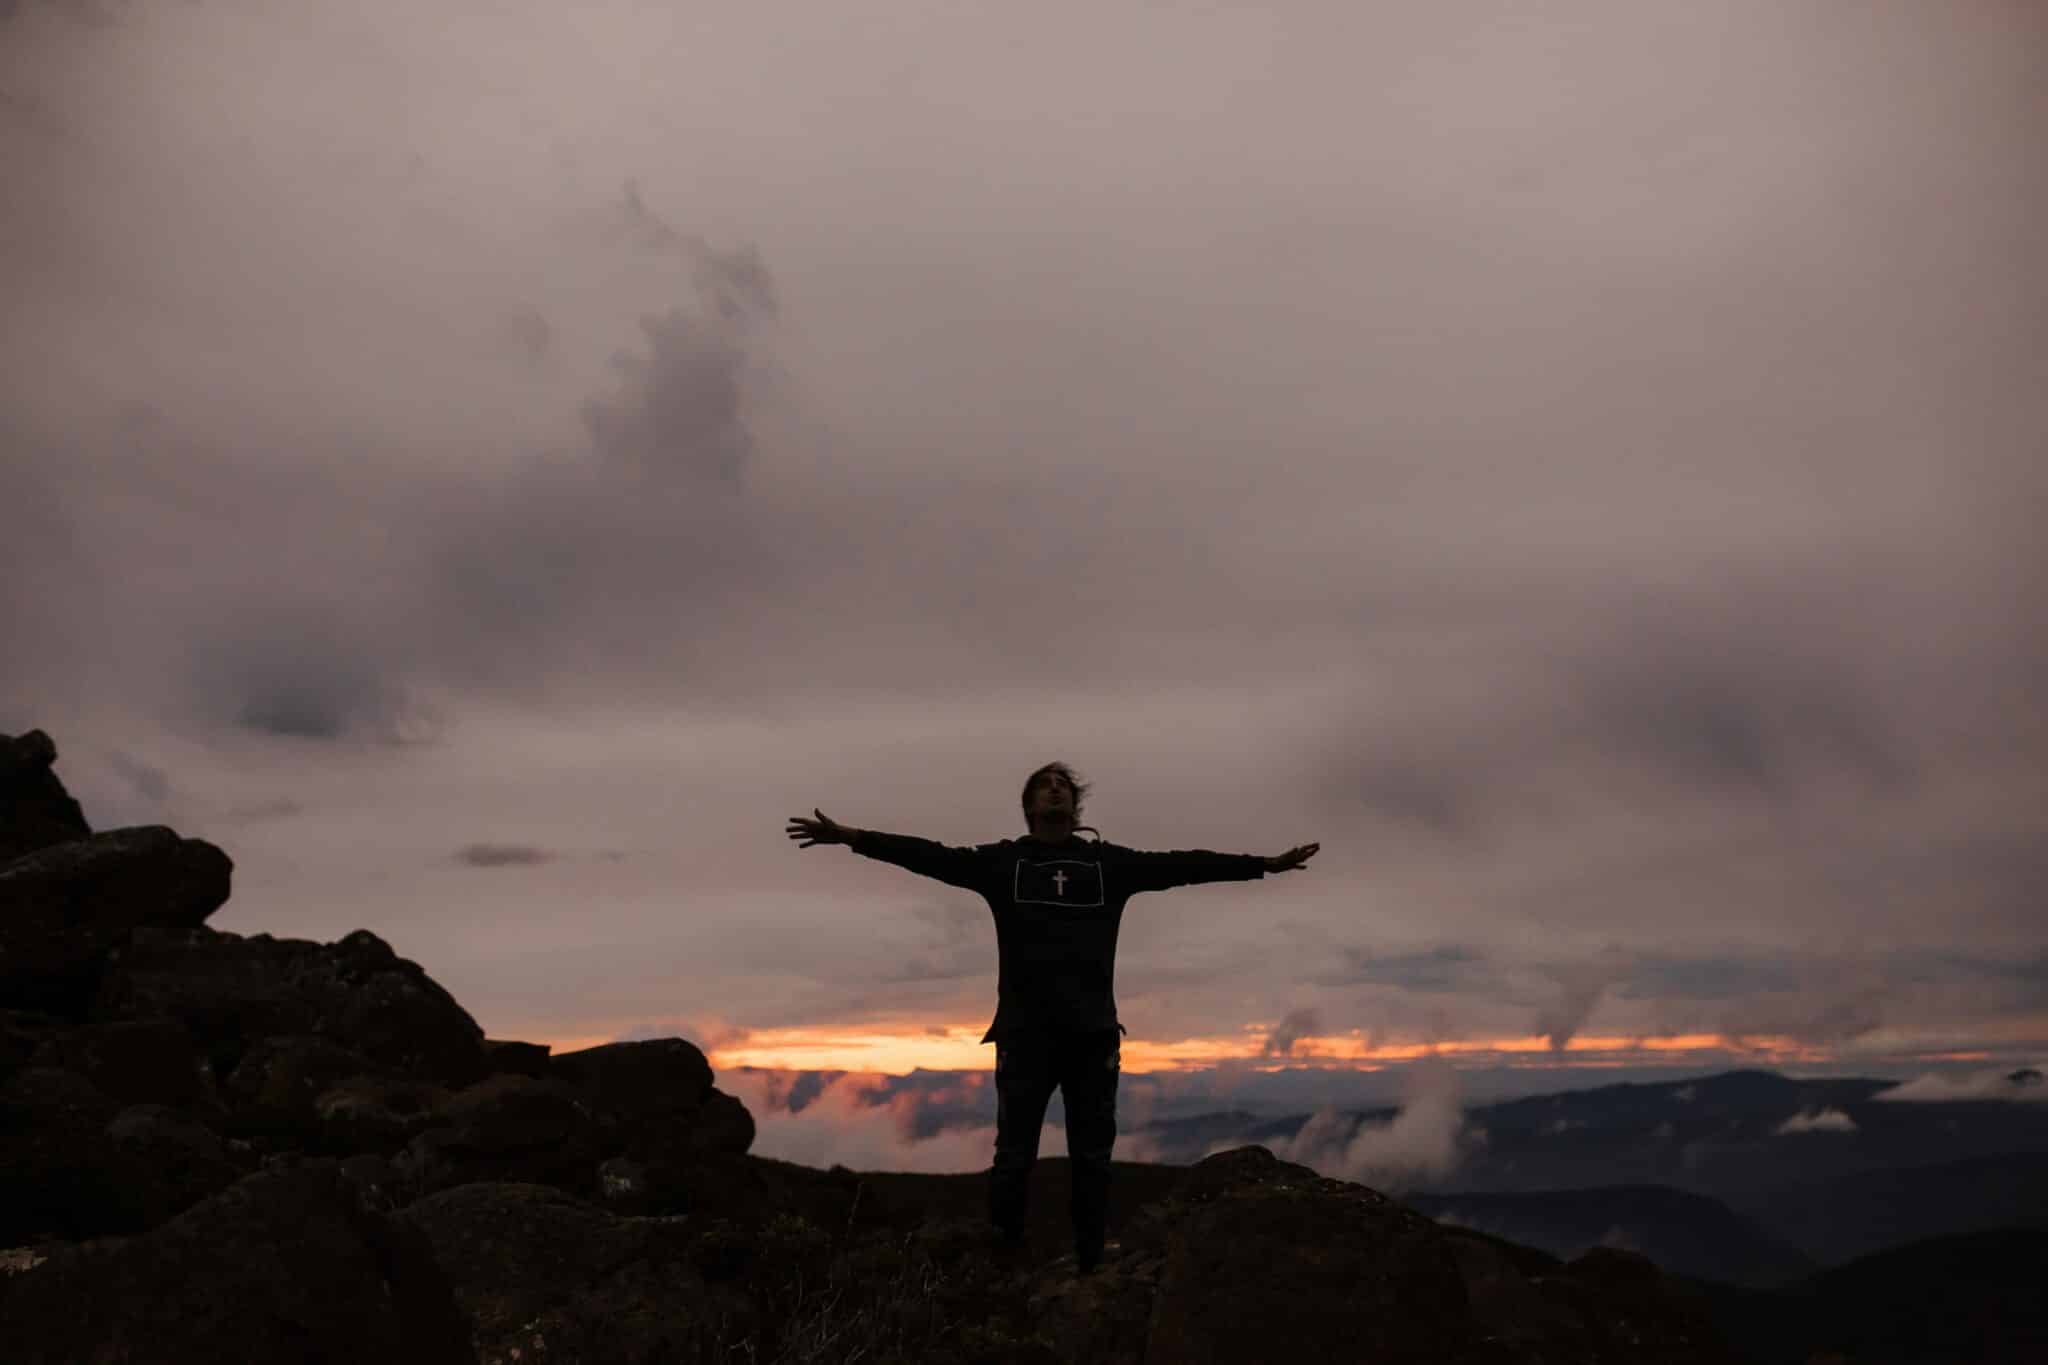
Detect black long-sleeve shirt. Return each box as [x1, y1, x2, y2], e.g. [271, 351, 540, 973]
[848, 829, 1266, 1044]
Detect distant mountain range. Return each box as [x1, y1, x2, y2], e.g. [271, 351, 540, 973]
[1130, 1068, 2048, 1279]
[1690, 1225, 2048, 1364]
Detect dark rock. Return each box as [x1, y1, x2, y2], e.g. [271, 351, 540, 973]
[338, 1150, 411, 1211]
[0, 1008, 67, 1083]
[1524, 1245, 1729, 1363]
[1139, 1146, 1475, 1364]
[595, 1147, 869, 1234]
[0, 1066, 129, 1241]
[552, 1036, 714, 1119]
[316, 1073, 452, 1153]
[2, 1066, 248, 1241]
[439, 1073, 595, 1151]
[225, 1033, 385, 1139]
[401, 1074, 602, 1197]
[402, 1180, 747, 1363]
[28, 1016, 219, 1111]
[105, 1102, 246, 1224]
[0, 729, 89, 863]
[0, 1158, 476, 1363]
[1165, 1142, 1322, 1204]
[93, 926, 488, 1087]
[618, 1085, 756, 1160]
[1441, 1229, 1588, 1359]
[483, 1037, 551, 1078]
[0, 826, 233, 1014]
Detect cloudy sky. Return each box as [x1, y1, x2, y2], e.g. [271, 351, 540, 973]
[4, 0, 2042, 1170]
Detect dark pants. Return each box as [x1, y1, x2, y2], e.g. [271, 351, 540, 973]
[988, 1024, 1123, 1260]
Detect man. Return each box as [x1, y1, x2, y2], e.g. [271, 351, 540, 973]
[785, 761, 1319, 1276]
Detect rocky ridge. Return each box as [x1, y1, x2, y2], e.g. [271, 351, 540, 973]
[0, 728, 1739, 1363]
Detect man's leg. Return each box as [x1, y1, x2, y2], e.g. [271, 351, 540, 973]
[1059, 1025, 1121, 1271]
[989, 1033, 1057, 1243]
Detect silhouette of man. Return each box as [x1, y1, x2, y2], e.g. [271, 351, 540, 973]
[786, 762, 1318, 1276]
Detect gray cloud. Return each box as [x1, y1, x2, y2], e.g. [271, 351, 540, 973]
[105, 748, 168, 802]
[456, 843, 556, 868]
[1568, 588, 1918, 799]
[1314, 947, 1485, 994]
[184, 600, 441, 744]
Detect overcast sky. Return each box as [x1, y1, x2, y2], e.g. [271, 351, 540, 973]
[4, 0, 2043, 1169]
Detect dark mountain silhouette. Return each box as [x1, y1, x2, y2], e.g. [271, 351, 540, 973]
[1690, 1225, 2048, 1364]
[1138, 1070, 2048, 1189]
[1725, 1150, 2048, 1267]
[1405, 1184, 1815, 1288]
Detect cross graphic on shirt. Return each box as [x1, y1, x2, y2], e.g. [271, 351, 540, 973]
[1051, 869, 1068, 896]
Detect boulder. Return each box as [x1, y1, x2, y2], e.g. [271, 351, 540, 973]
[0, 826, 232, 1014]
[0, 1065, 128, 1241]
[0, 729, 89, 864]
[551, 1036, 714, 1119]
[0, 1067, 248, 1241]
[1523, 1246, 1728, 1363]
[27, 1015, 219, 1112]
[595, 1148, 869, 1231]
[93, 926, 488, 1087]
[316, 1074, 453, 1153]
[1440, 1228, 1588, 1360]
[0, 1158, 475, 1363]
[401, 1180, 749, 1363]
[1139, 1146, 1474, 1364]
[104, 1102, 248, 1225]
[0, 1008, 67, 1083]
[226, 1033, 385, 1134]
[401, 1074, 603, 1197]
[617, 1085, 756, 1161]
[483, 1038, 551, 1079]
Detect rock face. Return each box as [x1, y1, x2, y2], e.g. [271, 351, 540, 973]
[0, 728, 1745, 1363]
[1, 826, 233, 1013]
[1140, 1147, 1471, 1363]
[0, 730, 88, 863]
[0, 1159, 475, 1364]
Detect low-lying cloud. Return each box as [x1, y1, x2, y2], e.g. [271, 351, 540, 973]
[1875, 1066, 2048, 1104]
[1250, 1060, 1470, 1191]
[1774, 1107, 1858, 1134]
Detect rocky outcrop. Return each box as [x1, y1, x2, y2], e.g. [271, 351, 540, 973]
[1, 825, 232, 1014]
[0, 730, 88, 863]
[0, 1159, 475, 1364]
[94, 925, 490, 1088]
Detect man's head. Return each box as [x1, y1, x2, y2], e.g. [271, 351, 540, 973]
[1021, 762, 1090, 833]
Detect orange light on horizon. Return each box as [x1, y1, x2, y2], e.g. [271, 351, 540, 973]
[709, 1027, 994, 1074]
[639, 1025, 1841, 1076]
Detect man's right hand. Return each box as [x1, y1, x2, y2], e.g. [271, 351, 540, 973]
[786, 808, 855, 847]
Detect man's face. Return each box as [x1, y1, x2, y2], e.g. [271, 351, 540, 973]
[1026, 772, 1074, 820]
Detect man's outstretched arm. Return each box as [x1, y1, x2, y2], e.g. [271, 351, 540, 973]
[1121, 841, 1319, 894]
[785, 808, 985, 891]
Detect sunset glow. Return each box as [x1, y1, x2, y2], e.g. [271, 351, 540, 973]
[611, 1024, 1851, 1076]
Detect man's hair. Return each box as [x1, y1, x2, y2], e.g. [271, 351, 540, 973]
[1021, 761, 1092, 821]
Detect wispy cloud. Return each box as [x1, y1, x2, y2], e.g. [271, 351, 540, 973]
[1875, 1066, 2048, 1104]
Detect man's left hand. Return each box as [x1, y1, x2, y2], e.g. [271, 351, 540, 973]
[1265, 843, 1320, 873]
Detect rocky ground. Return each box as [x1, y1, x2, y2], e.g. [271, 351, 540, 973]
[1, 727, 1742, 1363]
